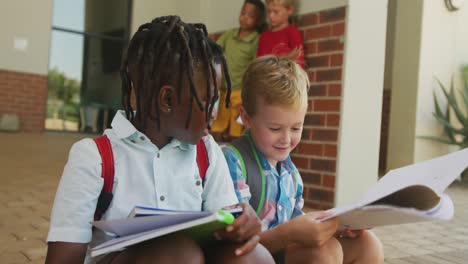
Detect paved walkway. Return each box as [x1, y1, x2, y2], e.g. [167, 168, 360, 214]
[0, 132, 467, 263]
[375, 183, 468, 264]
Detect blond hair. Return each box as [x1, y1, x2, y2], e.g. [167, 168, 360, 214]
[265, 0, 295, 8]
[242, 55, 309, 116]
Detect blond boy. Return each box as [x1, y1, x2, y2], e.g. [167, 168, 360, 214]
[222, 55, 384, 263]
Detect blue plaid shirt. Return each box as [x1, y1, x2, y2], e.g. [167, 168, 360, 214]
[222, 135, 305, 230]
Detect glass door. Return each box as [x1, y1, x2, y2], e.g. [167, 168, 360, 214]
[46, 0, 131, 133]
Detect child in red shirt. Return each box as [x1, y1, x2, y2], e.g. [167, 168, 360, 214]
[257, 0, 305, 68]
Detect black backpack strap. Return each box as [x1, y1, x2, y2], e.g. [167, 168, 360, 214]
[228, 135, 265, 216]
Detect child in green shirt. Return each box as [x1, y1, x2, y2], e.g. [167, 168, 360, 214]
[211, 0, 266, 141]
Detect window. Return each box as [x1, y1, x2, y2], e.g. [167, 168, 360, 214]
[46, 0, 131, 133]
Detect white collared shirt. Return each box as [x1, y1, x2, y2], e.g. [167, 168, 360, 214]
[47, 111, 238, 258]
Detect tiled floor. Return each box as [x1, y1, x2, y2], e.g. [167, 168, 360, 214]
[375, 183, 468, 264]
[0, 132, 88, 263]
[0, 132, 467, 263]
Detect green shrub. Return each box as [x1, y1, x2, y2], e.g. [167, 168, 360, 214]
[421, 65, 468, 149]
[421, 66, 468, 181]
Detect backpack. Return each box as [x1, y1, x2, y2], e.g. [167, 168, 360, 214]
[226, 135, 299, 216]
[93, 135, 210, 220]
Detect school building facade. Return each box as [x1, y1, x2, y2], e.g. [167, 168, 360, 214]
[1, 0, 467, 208]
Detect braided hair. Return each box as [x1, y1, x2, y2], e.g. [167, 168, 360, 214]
[120, 16, 231, 132]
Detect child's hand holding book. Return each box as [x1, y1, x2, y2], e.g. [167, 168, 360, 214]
[214, 203, 262, 256]
[286, 211, 339, 248]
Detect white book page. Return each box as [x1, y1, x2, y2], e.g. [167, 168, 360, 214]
[131, 206, 243, 218]
[93, 212, 212, 237]
[362, 148, 468, 203]
[91, 214, 220, 257]
[423, 193, 454, 220]
[320, 148, 468, 222]
[335, 194, 454, 229]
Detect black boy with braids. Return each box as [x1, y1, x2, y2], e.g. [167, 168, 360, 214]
[46, 16, 274, 264]
[120, 16, 232, 146]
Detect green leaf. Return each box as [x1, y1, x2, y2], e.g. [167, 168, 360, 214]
[463, 65, 468, 94]
[433, 92, 444, 117]
[418, 135, 460, 146]
[433, 83, 457, 140]
[437, 78, 467, 126]
[449, 79, 468, 125]
[443, 92, 456, 141]
[432, 113, 464, 135]
[426, 71, 468, 148]
[461, 86, 468, 109]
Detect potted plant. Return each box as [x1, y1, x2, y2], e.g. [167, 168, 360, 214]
[421, 65, 468, 181]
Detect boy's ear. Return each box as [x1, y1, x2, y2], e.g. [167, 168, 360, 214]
[159, 85, 176, 114]
[239, 105, 252, 128]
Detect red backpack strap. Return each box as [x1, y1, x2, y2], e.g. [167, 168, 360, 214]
[93, 135, 115, 221]
[196, 138, 209, 183]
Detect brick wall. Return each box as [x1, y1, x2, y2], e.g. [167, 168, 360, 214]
[211, 7, 347, 209]
[291, 7, 346, 209]
[0, 69, 48, 132]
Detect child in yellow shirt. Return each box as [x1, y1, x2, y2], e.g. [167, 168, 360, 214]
[211, 0, 266, 141]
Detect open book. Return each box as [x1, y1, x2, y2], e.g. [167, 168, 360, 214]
[127, 205, 243, 218]
[90, 207, 242, 257]
[319, 148, 468, 229]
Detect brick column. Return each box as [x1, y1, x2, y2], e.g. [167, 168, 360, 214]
[291, 7, 346, 209]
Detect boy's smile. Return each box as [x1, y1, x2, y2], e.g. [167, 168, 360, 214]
[241, 96, 306, 167]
